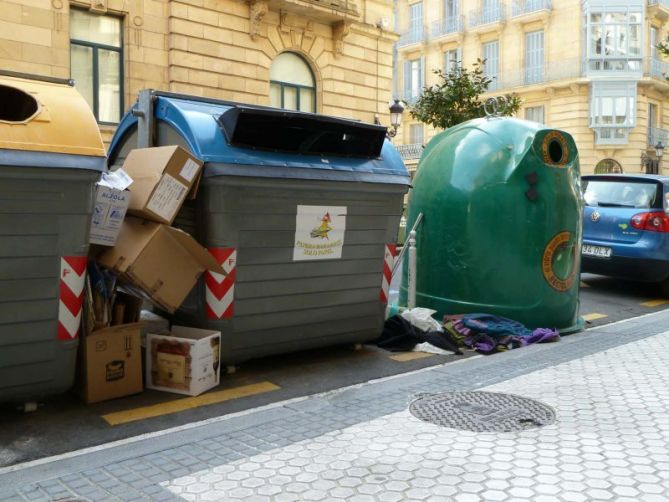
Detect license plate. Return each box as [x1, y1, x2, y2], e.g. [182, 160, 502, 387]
[582, 244, 612, 258]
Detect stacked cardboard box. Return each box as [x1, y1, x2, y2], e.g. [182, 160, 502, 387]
[79, 146, 223, 403]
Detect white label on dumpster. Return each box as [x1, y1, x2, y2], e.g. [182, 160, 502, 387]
[293, 205, 347, 261]
[146, 174, 188, 222]
[179, 159, 201, 183]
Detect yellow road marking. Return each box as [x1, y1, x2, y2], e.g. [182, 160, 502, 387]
[101, 381, 281, 426]
[389, 352, 436, 362]
[582, 313, 608, 321]
[580, 281, 590, 288]
[641, 299, 669, 308]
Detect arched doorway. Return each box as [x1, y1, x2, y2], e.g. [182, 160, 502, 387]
[594, 159, 623, 174]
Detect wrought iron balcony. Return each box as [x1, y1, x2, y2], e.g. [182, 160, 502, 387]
[495, 58, 583, 89]
[431, 15, 465, 39]
[397, 27, 427, 48]
[646, 57, 669, 80]
[649, 127, 668, 147]
[396, 143, 423, 161]
[512, 0, 551, 17]
[469, 3, 506, 28]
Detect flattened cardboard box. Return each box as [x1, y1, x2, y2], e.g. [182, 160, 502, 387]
[146, 327, 221, 396]
[122, 145, 203, 225]
[80, 323, 142, 404]
[97, 217, 223, 313]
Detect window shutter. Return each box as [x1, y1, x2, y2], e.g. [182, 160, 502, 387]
[403, 60, 411, 100]
[420, 56, 425, 90]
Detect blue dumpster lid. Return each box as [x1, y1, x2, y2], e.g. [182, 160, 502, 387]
[109, 93, 409, 184]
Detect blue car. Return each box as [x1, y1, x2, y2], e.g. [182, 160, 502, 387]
[581, 174, 669, 294]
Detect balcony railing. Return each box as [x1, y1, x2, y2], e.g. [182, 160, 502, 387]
[512, 0, 551, 17]
[495, 58, 583, 89]
[431, 15, 465, 38]
[583, 58, 643, 74]
[646, 57, 669, 80]
[649, 127, 668, 147]
[397, 27, 427, 48]
[470, 3, 506, 28]
[396, 143, 423, 161]
[649, 0, 669, 8]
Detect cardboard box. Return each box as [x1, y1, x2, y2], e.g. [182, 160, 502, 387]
[122, 146, 203, 225]
[146, 327, 221, 396]
[97, 217, 223, 313]
[80, 323, 143, 404]
[89, 185, 131, 246]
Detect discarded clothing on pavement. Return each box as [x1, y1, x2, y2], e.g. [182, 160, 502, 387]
[444, 313, 560, 354]
[374, 315, 463, 355]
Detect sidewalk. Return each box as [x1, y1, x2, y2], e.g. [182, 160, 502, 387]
[2, 310, 669, 501]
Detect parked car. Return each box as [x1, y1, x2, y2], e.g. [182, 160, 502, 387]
[581, 174, 669, 295]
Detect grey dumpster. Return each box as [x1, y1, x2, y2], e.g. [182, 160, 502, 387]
[108, 90, 410, 365]
[0, 72, 106, 403]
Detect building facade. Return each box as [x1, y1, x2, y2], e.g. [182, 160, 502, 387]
[394, 0, 669, 176]
[0, 0, 397, 144]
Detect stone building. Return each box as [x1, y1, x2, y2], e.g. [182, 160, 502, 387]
[0, 0, 397, 143]
[394, 0, 669, 176]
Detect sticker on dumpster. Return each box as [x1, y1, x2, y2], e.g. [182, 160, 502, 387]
[205, 248, 236, 320]
[293, 205, 347, 261]
[58, 256, 87, 340]
[542, 231, 578, 292]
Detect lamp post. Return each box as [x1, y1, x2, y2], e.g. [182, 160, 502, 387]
[387, 99, 404, 138]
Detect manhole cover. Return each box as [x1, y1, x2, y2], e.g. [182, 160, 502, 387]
[409, 391, 555, 432]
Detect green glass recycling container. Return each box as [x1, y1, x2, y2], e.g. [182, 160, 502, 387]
[400, 117, 584, 333]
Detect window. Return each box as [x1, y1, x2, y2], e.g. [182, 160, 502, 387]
[525, 30, 544, 84]
[410, 2, 423, 36]
[269, 52, 315, 112]
[524, 105, 544, 124]
[444, 48, 461, 73]
[651, 26, 658, 59]
[589, 81, 637, 144]
[444, 0, 459, 18]
[403, 58, 424, 103]
[586, 7, 642, 72]
[410, 123, 424, 145]
[483, 40, 499, 90]
[70, 9, 122, 123]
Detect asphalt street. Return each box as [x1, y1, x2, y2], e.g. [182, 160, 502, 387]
[1, 273, 668, 469]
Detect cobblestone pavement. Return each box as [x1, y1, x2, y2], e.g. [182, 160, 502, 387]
[2, 311, 669, 501]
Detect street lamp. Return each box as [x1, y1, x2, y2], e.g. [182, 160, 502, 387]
[655, 141, 665, 161]
[641, 141, 665, 174]
[387, 99, 404, 138]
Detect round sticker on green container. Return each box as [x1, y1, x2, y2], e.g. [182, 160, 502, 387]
[542, 231, 578, 292]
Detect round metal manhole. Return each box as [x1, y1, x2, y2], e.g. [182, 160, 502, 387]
[409, 391, 556, 432]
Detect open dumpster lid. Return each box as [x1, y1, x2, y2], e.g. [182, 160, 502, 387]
[218, 105, 387, 159]
[0, 71, 106, 169]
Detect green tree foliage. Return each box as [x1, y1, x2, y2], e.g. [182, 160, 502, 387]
[409, 59, 522, 130]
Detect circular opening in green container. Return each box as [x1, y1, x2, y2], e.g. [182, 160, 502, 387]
[548, 139, 564, 164]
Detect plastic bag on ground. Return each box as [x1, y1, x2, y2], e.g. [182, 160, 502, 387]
[400, 307, 443, 332]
